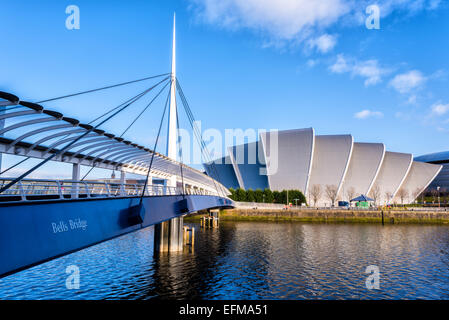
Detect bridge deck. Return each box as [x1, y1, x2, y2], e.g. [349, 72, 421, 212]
[0, 189, 234, 278]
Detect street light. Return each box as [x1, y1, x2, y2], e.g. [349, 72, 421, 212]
[294, 198, 299, 208]
[437, 186, 441, 208]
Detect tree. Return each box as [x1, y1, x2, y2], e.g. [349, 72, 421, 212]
[412, 188, 422, 204]
[346, 187, 356, 202]
[325, 184, 338, 207]
[254, 189, 264, 203]
[235, 188, 246, 202]
[280, 190, 289, 204]
[273, 191, 281, 204]
[396, 188, 409, 205]
[228, 188, 236, 200]
[290, 189, 306, 206]
[263, 188, 274, 203]
[430, 189, 438, 204]
[385, 191, 394, 205]
[246, 189, 255, 202]
[369, 185, 381, 206]
[309, 184, 322, 206]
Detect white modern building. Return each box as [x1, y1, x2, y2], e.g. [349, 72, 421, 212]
[206, 128, 442, 206]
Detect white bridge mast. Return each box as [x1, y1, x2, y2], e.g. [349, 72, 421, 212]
[167, 13, 177, 162]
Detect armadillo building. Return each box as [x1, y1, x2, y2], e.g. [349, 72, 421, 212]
[206, 128, 442, 206]
[415, 151, 449, 191]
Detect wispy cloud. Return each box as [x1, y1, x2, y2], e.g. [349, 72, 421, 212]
[354, 109, 384, 119]
[389, 70, 427, 94]
[307, 34, 337, 53]
[329, 54, 390, 86]
[430, 102, 449, 116]
[189, 0, 441, 48]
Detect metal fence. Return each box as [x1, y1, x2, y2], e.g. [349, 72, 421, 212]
[0, 178, 214, 202]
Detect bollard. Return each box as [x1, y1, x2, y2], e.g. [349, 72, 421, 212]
[190, 227, 195, 245]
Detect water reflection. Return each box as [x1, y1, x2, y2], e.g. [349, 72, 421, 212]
[1, 222, 449, 299]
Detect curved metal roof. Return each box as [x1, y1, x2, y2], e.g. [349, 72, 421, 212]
[414, 151, 449, 163]
[0, 91, 226, 192]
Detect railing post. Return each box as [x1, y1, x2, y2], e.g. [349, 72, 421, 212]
[83, 182, 90, 198]
[56, 181, 63, 199]
[104, 183, 110, 197]
[18, 181, 26, 201]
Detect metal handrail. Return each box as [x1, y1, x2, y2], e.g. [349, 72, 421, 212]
[0, 177, 216, 201]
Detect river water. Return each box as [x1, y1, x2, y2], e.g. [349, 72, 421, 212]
[1, 221, 449, 299]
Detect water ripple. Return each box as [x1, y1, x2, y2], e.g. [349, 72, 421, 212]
[1, 222, 449, 299]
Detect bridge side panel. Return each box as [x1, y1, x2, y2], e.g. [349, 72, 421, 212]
[0, 195, 232, 278]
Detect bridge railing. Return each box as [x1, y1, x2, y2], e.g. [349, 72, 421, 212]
[0, 178, 216, 202]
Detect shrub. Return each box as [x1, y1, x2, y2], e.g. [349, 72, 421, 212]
[246, 189, 255, 202]
[254, 189, 264, 202]
[263, 188, 274, 203]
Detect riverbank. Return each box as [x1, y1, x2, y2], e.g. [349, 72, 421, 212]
[185, 208, 449, 224]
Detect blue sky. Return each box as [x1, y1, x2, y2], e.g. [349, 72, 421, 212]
[0, 0, 449, 178]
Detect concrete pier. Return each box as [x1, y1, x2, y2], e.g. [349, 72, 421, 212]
[154, 216, 184, 252]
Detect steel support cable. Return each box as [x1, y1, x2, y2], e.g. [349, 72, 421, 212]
[176, 83, 222, 196]
[37, 73, 170, 104]
[0, 157, 29, 176]
[175, 102, 186, 198]
[81, 80, 171, 181]
[176, 79, 224, 197]
[0, 78, 170, 180]
[0, 77, 169, 194]
[139, 87, 171, 205]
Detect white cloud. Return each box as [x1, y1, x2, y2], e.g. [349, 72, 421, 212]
[191, 0, 349, 40]
[307, 34, 337, 53]
[329, 54, 389, 86]
[329, 54, 349, 73]
[389, 70, 426, 94]
[354, 109, 384, 119]
[407, 95, 417, 104]
[306, 59, 319, 67]
[431, 103, 449, 116]
[190, 0, 441, 47]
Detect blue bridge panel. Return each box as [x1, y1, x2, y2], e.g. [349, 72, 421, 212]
[0, 195, 234, 278]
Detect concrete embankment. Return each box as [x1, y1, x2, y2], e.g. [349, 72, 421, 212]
[185, 206, 449, 224]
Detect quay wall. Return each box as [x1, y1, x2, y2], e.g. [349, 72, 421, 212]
[186, 207, 449, 224]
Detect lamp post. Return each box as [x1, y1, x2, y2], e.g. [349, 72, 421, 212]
[437, 186, 441, 208]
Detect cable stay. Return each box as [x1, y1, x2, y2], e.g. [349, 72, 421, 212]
[81, 80, 171, 181]
[0, 76, 170, 194]
[175, 98, 185, 199]
[0, 156, 30, 176]
[37, 73, 170, 104]
[176, 79, 226, 197]
[139, 84, 171, 205]
[176, 81, 224, 196]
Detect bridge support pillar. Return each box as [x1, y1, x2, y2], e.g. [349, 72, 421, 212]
[154, 216, 184, 253]
[72, 163, 80, 198]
